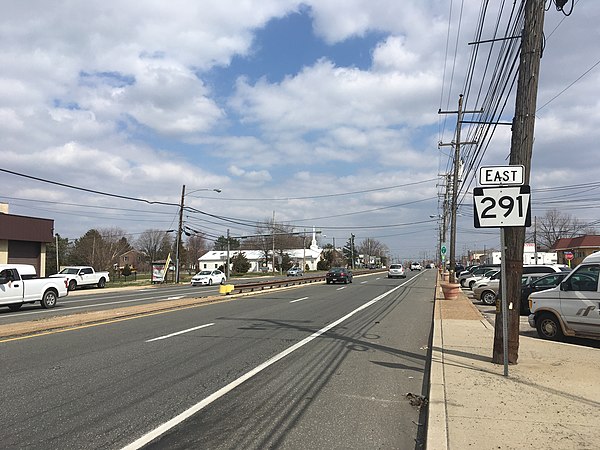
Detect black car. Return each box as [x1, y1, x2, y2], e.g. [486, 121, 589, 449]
[326, 267, 353, 284]
[520, 272, 569, 315]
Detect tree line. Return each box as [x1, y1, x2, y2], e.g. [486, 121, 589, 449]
[45, 218, 391, 275]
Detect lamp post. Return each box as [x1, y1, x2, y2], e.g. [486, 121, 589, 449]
[175, 185, 221, 283]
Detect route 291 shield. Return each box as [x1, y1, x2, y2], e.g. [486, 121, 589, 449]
[473, 185, 531, 228]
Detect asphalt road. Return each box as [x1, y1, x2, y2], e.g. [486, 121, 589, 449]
[0, 270, 436, 449]
[0, 275, 314, 324]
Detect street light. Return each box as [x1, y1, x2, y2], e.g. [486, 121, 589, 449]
[175, 185, 221, 283]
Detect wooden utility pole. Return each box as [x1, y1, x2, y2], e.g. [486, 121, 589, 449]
[493, 0, 545, 364]
[439, 96, 479, 282]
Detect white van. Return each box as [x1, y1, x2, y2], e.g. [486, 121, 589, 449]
[528, 251, 600, 341]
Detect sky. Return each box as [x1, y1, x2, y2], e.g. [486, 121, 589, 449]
[1, 1, 599, 262]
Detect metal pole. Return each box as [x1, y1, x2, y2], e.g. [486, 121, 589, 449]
[175, 184, 185, 283]
[226, 228, 230, 279]
[55, 234, 59, 272]
[501, 228, 509, 376]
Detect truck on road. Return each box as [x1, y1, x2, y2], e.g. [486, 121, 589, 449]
[50, 266, 110, 291]
[0, 264, 69, 311]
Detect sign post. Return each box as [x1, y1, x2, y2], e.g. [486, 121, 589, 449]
[474, 165, 531, 377]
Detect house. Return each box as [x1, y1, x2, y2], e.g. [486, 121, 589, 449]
[118, 249, 146, 271]
[199, 231, 324, 273]
[0, 203, 54, 276]
[551, 235, 600, 266]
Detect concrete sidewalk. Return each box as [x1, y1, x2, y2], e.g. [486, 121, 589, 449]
[427, 279, 600, 449]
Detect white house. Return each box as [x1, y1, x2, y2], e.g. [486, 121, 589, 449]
[198, 230, 324, 273]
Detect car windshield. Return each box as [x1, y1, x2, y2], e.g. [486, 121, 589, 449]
[59, 268, 80, 274]
[329, 268, 345, 273]
[196, 271, 211, 276]
[390, 265, 402, 269]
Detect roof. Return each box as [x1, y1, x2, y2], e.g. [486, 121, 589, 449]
[551, 235, 600, 250]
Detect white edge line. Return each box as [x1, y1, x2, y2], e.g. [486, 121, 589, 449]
[289, 297, 309, 304]
[146, 323, 214, 342]
[122, 279, 411, 449]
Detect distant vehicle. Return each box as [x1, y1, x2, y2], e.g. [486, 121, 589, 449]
[427, 263, 436, 269]
[0, 264, 69, 311]
[410, 262, 422, 271]
[286, 267, 303, 277]
[50, 266, 110, 291]
[326, 267, 353, 284]
[191, 269, 226, 286]
[387, 264, 406, 279]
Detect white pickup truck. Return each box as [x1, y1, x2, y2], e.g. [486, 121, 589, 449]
[50, 266, 110, 291]
[528, 251, 600, 341]
[0, 264, 69, 311]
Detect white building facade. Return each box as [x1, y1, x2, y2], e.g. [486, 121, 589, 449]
[198, 230, 323, 273]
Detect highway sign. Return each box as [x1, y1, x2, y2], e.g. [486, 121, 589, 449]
[441, 244, 447, 255]
[473, 185, 531, 228]
[479, 165, 524, 186]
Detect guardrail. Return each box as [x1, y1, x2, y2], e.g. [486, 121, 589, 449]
[225, 269, 380, 295]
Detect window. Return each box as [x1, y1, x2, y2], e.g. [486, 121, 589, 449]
[564, 265, 599, 292]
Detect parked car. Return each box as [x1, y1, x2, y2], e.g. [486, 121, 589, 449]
[473, 272, 551, 306]
[458, 265, 500, 287]
[520, 272, 569, 315]
[326, 267, 353, 284]
[387, 264, 406, 279]
[410, 262, 422, 271]
[286, 267, 303, 277]
[190, 269, 226, 286]
[529, 251, 600, 341]
[473, 265, 571, 306]
[462, 269, 499, 290]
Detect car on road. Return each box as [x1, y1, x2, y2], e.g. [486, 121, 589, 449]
[410, 262, 422, 271]
[326, 267, 353, 284]
[286, 267, 303, 276]
[387, 264, 406, 279]
[190, 269, 226, 286]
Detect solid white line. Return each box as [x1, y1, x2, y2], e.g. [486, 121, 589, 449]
[146, 323, 214, 342]
[166, 296, 184, 301]
[289, 297, 309, 304]
[122, 279, 411, 450]
[336, 286, 346, 290]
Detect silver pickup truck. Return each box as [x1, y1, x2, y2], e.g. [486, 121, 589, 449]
[0, 264, 69, 311]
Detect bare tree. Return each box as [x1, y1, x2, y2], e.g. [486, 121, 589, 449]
[533, 209, 596, 250]
[70, 228, 131, 270]
[186, 234, 209, 272]
[358, 238, 388, 266]
[136, 229, 174, 264]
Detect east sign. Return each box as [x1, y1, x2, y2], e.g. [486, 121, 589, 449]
[478, 165, 524, 186]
